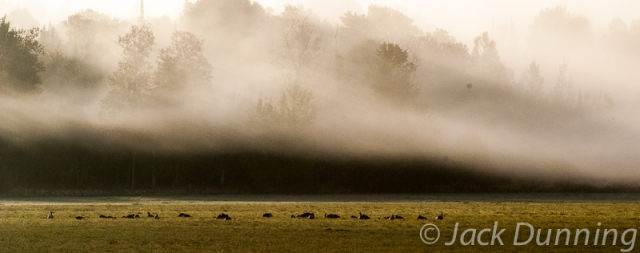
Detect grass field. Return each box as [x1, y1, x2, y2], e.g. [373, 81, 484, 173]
[1, 194, 640, 252]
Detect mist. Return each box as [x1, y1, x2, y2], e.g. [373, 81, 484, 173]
[2, 0, 640, 193]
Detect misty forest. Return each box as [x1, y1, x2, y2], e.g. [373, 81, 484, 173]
[1, 1, 640, 195]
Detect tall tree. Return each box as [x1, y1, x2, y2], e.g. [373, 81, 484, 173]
[153, 30, 212, 106]
[0, 15, 44, 94]
[280, 5, 322, 82]
[100, 23, 154, 191]
[101, 23, 155, 114]
[369, 42, 417, 103]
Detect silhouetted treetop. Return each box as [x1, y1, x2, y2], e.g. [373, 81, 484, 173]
[369, 42, 417, 103]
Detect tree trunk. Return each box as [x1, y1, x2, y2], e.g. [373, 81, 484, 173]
[151, 150, 156, 189]
[131, 153, 136, 191]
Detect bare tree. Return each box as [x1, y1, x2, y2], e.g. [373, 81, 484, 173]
[281, 5, 322, 82]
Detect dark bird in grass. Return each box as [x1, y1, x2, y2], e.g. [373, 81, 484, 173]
[134, 214, 140, 218]
[308, 213, 315, 219]
[358, 212, 370, 220]
[75, 216, 84, 220]
[155, 214, 159, 219]
[351, 215, 357, 219]
[262, 213, 273, 218]
[123, 214, 136, 219]
[291, 215, 295, 218]
[47, 211, 54, 219]
[216, 213, 229, 219]
[224, 217, 231, 220]
[147, 212, 154, 218]
[178, 213, 192, 217]
[385, 215, 404, 220]
[436, 212, 444, 220]
[107, 216, 116, 219]
[417, 215, 427, 220]
[324, 214, 340, 219]
[297, 212, 312, 218]
[99, 215, 107, 218]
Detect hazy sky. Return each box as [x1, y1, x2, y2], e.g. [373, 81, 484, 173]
[2, 0, 638, 37]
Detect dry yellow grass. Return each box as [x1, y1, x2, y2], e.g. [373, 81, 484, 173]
[1, 195, 639, 252]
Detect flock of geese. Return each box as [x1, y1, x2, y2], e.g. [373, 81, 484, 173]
[47, 211, 445, 221]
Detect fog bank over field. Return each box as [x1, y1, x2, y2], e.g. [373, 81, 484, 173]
[2, 0, 640, 188]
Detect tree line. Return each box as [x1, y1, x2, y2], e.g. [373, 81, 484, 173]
[0, 2, 634, 194]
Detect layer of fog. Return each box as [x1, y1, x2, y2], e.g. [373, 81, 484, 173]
[2, 1, 640, 184]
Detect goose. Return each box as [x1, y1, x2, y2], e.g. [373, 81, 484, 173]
[178, 213, 185, 217]
[358, 212, 370, 220]
[216, 213, 229, 219]
[324, 214, 340, 219]
[262, 213, 273, 218]
[417, 215, 427, 220]
[99, 215, 107, 218]
[291, 215, 295, 218]
[154, 214, 159, 219]
[75, 216, 84, 220]
[47, 211, 54, 219]
[134, 214, 140, 218]
[386, 215, 403, 220]
[147, 212, 154, 218]
[107, 216, 116, 219]
[297, 212, 312, 218]
[124, 214, 136, 219]
[182, 213, 192, 218]
[308, 213, 315, 219]
[436, 212, 444, 220]
[351, 215, 357, 219]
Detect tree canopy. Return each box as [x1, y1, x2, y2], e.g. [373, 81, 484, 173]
[101, 23, 155, 114]
[370, 42, 417, 103]
[0, 15, 44, 94]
